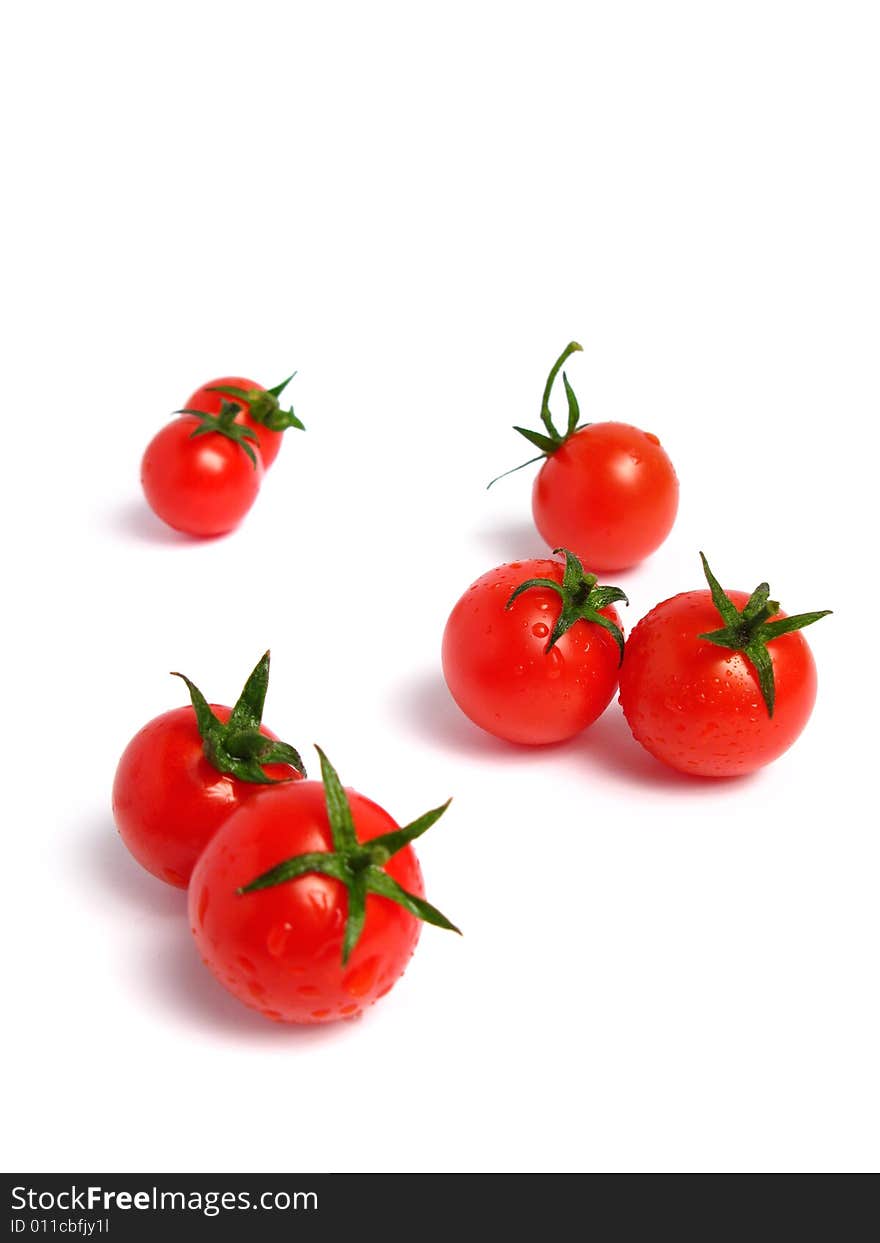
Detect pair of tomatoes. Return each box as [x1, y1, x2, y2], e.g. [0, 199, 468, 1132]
[442, 551, 830, 777]
[112, 654, 458, 1024]
[141, 374, 304, 537]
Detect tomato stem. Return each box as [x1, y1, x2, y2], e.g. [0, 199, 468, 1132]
[488, 342, 590, 488]
[539, 341, 583, 439]
[238, 747, 460, 965]
[207, 373, 305, 433]
[506, 548, 628, 664]
[175, 399, 263, 468]
[696, 552, 832, 717]
[171, 651, 306, 783]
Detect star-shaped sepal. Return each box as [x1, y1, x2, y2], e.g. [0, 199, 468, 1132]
[506, 547, 628, 664]
[175, 398, 263, 467]
[239, 748, 460, 965]
[207, 373, 305, 433]
[171, 651, 306, 784]
[697, 552, 831, 717]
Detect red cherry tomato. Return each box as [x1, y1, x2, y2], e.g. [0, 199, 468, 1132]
[532, 422, 679, 571]
[618, 555, 830, 777]
[184, 376, 283, 469]
[442, 551, 626, 745]
[190, 750, 458, 1024]
[112, 654, 306, 886]
[141, 415, 263, 537]
[493, 343, 679, 571]
[113, 707, 290, 887]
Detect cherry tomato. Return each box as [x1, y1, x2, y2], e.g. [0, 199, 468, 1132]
[442, 550, 626, 745]
[532, 422, 679, 571]
[189, 749, 458, 1024]
[184, 376, 282, 469]
[141, 414, 263, 537]
[112, 654, 305, 887]
[618, 554, 831, 777]
[493, 343, 678, 571]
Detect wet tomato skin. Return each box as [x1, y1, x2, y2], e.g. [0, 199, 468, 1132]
[112, 705, 294, 888]
[618, 590, 818, 777]
[441, 559, 622, 745]
[532, 423, 679, 571]
[141, 415, 263, 537]
[184, 376, 283, 468]
[189, 782, 424, 1024]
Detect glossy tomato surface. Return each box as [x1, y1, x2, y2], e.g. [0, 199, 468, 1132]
[112, 705, 295, 887]
[618, 590, 818, 777]
[441, 558, 622, 745]
[184, 376, 282, 468]
[189, 782, 424, 1024]
[532, 423, 679, 571]
[141, 415, 263, 537]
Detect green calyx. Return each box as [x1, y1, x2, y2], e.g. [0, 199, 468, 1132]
[207, 373, 305, 434]
[239, 747, 460, 965]
[697, 552, 831, 718]
[177, 399, 262, 468]
[506, 547, 628, 663]
[488, 341, 588, 487]
[172, 651, 306, 784]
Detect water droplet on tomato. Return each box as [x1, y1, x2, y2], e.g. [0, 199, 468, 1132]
[344, 955, 380, 997]
[532, 622, 549, 638]
[266, 922, 293, 957]
[546, 648, 564, 679]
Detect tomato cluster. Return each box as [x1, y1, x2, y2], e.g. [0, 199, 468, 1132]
[116, 340, 831, 1030]
[113, 654, 459, 1024]
[140, 374, 304, 536]
[443, 343, 830, 772]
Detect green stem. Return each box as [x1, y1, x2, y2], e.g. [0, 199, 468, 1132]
[238, 747, 459, 965]
[506, 548, 628, 664]
[171, 651, 306, 783]
[488, 341, 589, 488]
[696, 552, 831, 717]
[178, 400, 261, 467]
[540, 341, 583, 439]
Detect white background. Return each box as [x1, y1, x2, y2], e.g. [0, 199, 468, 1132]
[2, 1, 878, 1174]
